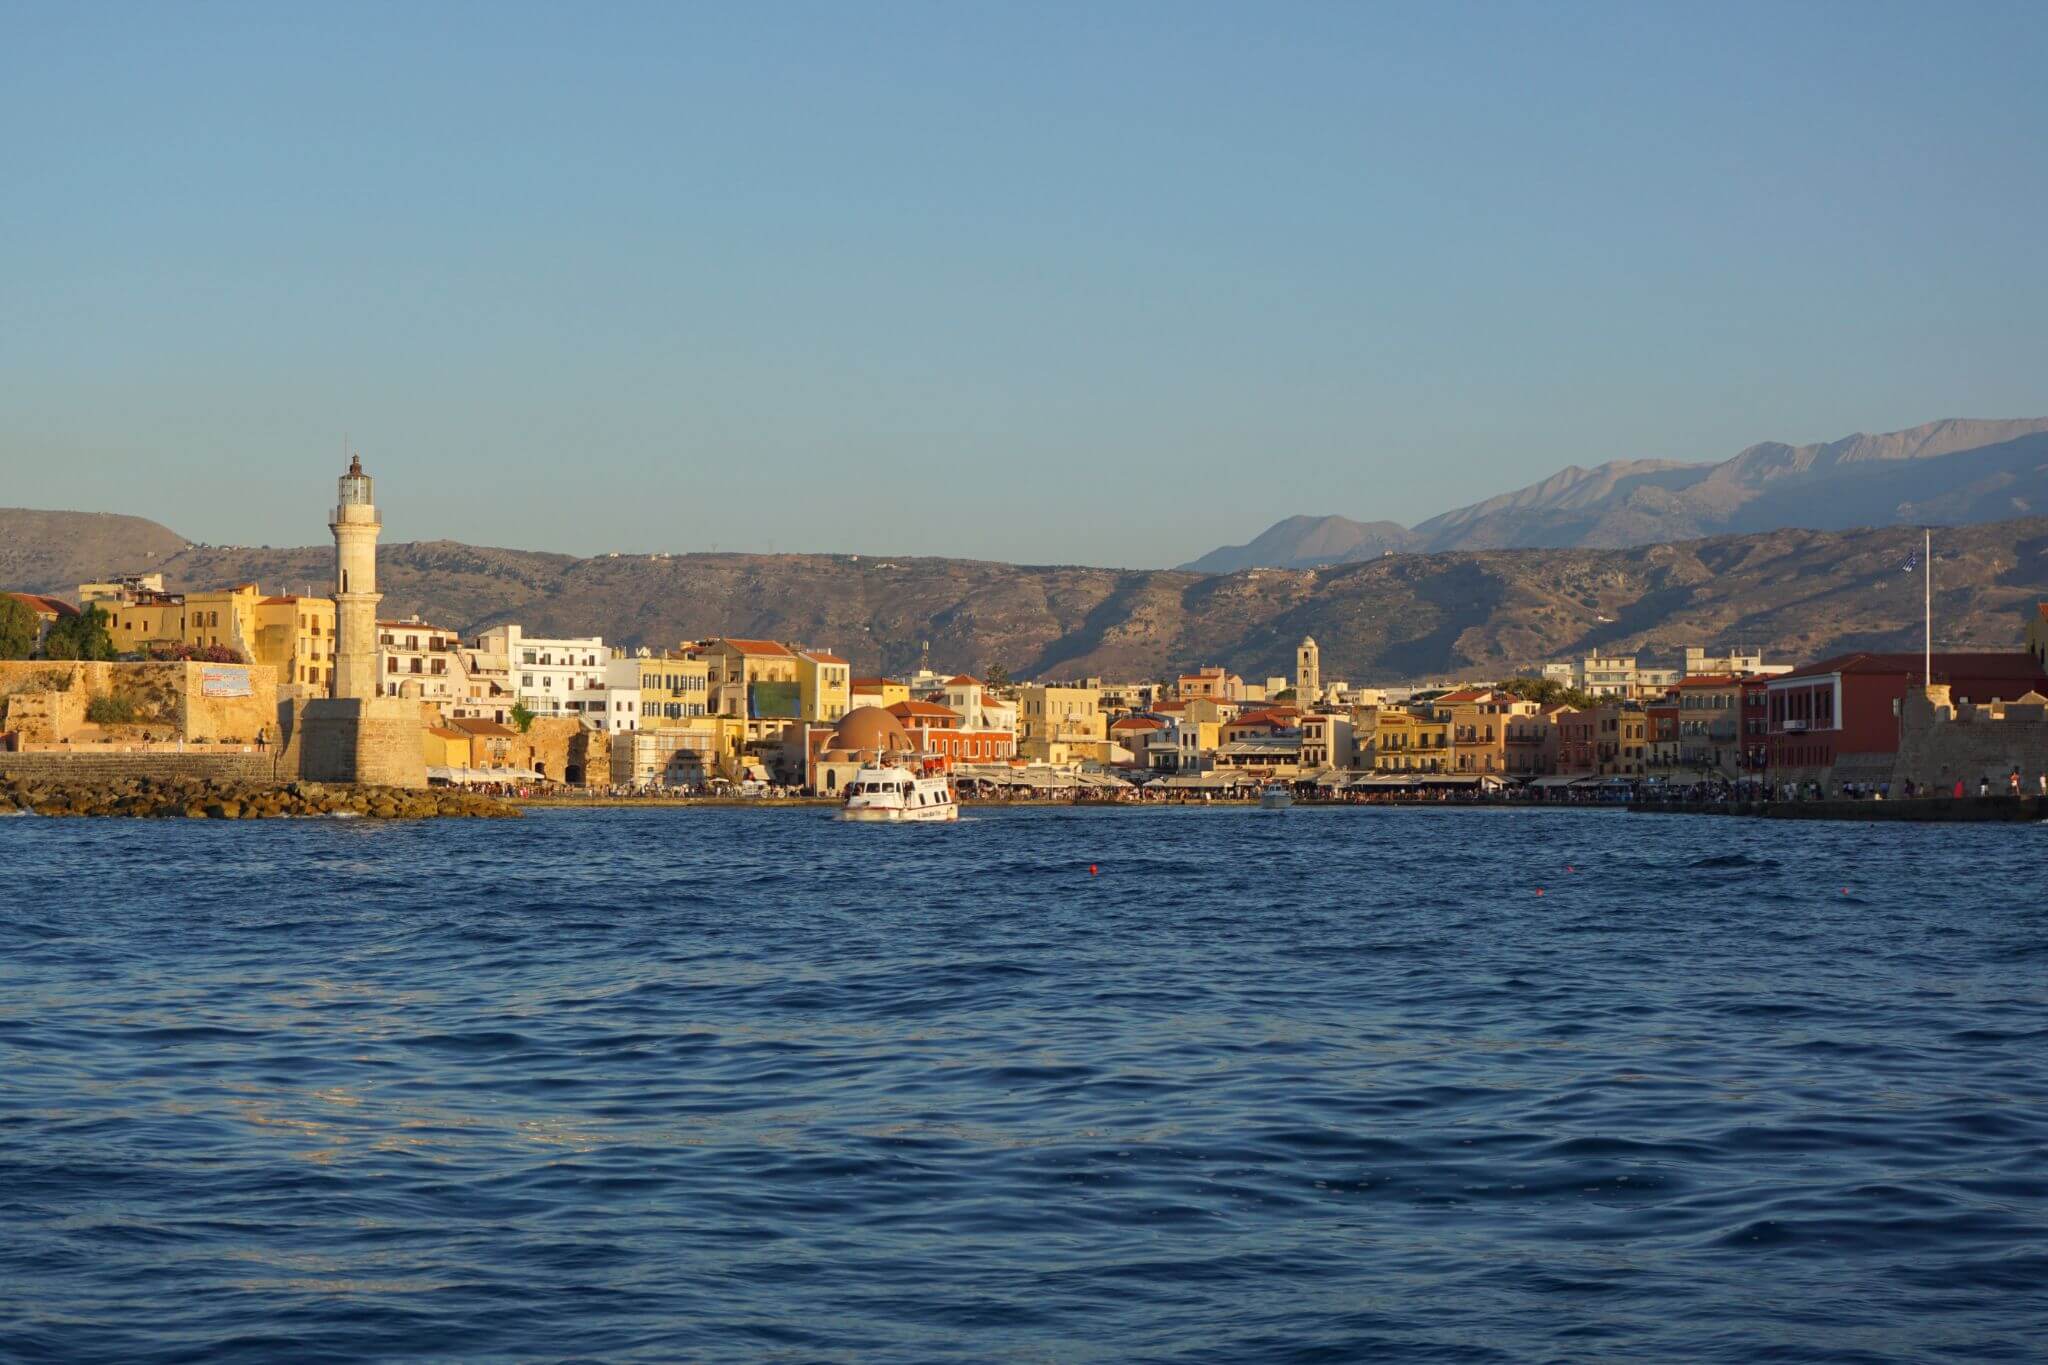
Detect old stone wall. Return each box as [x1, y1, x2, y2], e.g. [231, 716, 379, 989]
[0, 751, 274, 784]
[513, 715, 598, 785]
[0, 660, 278, 744]
[299, 696, 427, 788]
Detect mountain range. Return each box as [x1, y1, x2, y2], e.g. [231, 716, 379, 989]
[1181, 417, 2048, 571]
[6, 507, 2044, 683]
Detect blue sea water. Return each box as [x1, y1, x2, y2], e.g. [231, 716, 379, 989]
[1, 805, 2044, 1363]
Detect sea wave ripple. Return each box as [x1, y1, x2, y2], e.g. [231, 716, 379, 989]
[2, 807, 2045, 1362]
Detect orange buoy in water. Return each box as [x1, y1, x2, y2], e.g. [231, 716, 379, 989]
[1535, 888, 1545, 897]
[1090, 864, 1099, 876]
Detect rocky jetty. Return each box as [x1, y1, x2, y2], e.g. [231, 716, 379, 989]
[2, 776, 522, 820]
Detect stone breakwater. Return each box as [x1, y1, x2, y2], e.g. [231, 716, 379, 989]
[2, 777, 522, 820]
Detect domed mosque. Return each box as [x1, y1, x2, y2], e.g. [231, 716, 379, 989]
[811, 705, 919, 794]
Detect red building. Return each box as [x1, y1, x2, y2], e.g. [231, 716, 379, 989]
[885, 699, 1015, 771]
[1765, 652, 2048, 776]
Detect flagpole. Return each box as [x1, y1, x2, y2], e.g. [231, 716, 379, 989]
[1924, 527, 1931, 687]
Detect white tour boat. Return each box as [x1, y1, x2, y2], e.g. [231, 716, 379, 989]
[1259, 783, 1295, 810]
[840, 761, 960, 822]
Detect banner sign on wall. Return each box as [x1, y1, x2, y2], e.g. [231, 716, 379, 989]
[200, 665, 253, 698]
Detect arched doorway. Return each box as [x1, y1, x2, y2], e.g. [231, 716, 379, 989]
[534, 760, 548, 779]
[565, 764, 583, 785]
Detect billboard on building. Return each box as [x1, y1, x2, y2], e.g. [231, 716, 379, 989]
[200, 665, 253, 698]
[749, 681, 800, 719]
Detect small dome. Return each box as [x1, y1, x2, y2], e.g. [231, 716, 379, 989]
[1300, 635, 1316, 646]
[827, 705, 913, 756]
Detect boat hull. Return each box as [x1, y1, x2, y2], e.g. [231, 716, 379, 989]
[839, 803, 959, 823]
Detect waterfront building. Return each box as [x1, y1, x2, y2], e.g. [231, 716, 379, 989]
[1505, 705, 1566, 778]
[694, 638, 801, 741]
[1669, 673, 1746, 776]
[1646, 700, 1681, 777]
[1438, 690, 1541, 776]
[422, 725, 471, 771]
[1016, 683, 1105, 761]
[1591, 701, 1649, 776]
[1299, 712, 1353, 770]
[886, 698, 1015, 770]
[1764, 651, 2048, 785]
[472, 624, 607, 723]
[1556, 708, 1598, 775]
[448, 644, 515, 724]
[1220, 707, 1300, 745]
[796, 651, 852, 723]
[376, 616, 459, 708]
[1212, 734, 1303, 775]
[1373, 707, 1450, 773]
[256, 595, 334, 691]
[603, 652, 710, 732]
[610, 725, 720, 788]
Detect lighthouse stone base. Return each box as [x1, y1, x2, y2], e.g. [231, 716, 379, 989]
[298, 696, 429, 788]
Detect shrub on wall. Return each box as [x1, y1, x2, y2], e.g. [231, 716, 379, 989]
[86, 694, 138, 725]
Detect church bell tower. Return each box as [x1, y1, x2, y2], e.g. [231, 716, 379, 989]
[330, 454, 382, 701]
[1295, 635, 1321, 706]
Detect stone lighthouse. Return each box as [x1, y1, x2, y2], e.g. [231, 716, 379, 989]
[1295, 635, 1321, 707]
[330, 454, 381, 701]
[294, 452, 426, 788]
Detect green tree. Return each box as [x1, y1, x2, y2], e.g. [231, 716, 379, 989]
[510, 702, 536, 733]
[1496, 675, 1597, 710]
[40, 605, 116, 662]
[0, 596, 37, 660]
[984, 662, 1011, 689]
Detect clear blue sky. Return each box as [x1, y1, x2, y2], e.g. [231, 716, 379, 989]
[4, 3, 2045, 566]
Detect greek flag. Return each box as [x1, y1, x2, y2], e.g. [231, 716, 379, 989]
[1902, 550, 1918, 573]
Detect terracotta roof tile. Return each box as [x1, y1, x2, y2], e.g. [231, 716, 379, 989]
[715, 637, 794, 656]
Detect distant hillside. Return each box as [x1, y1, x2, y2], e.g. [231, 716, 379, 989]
[1184, 416, 2048, 569]
[0, 508, 190, 589]
[7, 510, 2046, 682]
[1181, 515, 1417, 575]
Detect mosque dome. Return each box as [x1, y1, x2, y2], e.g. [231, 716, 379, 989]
[826, 705, 913, 756]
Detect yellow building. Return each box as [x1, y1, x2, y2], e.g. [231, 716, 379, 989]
[796, 650, 852, 723]
[256, 595, 335, 692]
[179, 584, 260, 654]
[1017, 684, 1106, 744]
[851, 677, 910, 710]
[608, 653, 712, 726]
[85, 581, 331, 690]
[422, 725, 472, 770]
[693, 638, 802, 742]
[1373, 708, 1451, 772]
[95, 591, 187, 654]
[1016, 684, 1107, 764]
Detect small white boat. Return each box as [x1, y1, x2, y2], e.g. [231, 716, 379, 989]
[841, 761, 960, 822]
[1259, 783, 1294, 809]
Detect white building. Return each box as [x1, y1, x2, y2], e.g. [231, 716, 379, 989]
[1683, 645, 1793, 679]
[474, 624, 608, 723]
[376, 616, 463, 711]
